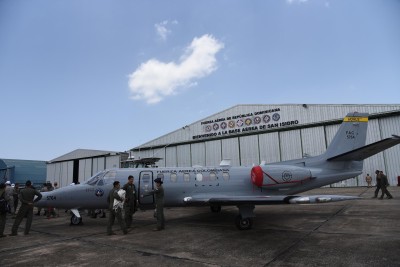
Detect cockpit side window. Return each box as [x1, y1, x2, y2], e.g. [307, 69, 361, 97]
[103, 170, 117, 185]
[85, 170, 117, 186]
[86, 171, 106, 186]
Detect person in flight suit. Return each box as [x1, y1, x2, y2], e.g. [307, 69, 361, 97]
[143, 178, 165, 231]
[106, 181, 127, 235]
[5, 181, 14, 215]
[0, 183, 11, 238]
[373, 170, 382, 198]
[365, 174, 372, 188]
[10, 180, 42, 236]
[379, 171, 393, 199]
[122, 175, 138, 228]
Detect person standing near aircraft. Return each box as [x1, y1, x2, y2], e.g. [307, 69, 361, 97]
[365, 174, 372, 188]
[143, 178, 165, 231]
[36, 183, 48, 216]
[5, 181, 14, 215]
[10, 180, 42, 236]
[13, 183, 20, 214]
[379, 171, 393, 199]
[122, 175, 137, 228]
[106, 181, 127, 235]
[52, 182, 59, 217]
[373, 170, 382, 198]
[0, 183, 11, 238]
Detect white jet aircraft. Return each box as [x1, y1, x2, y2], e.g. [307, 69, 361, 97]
[36, 112, 400, 229]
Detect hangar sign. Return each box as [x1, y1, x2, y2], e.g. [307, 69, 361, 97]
[193, 108, 299, 140]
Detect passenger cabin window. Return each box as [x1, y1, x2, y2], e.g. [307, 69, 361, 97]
[183, 173, 190, 182]
[196, 173, 203, 182]
[170, 173, 177, 182]
[223, 172, 230, 181]
[209, 172, 217, 181]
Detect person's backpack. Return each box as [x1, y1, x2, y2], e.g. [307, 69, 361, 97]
[0, 192, 10, 214]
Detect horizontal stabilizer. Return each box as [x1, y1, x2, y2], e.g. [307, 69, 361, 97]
[183, 194, 361, 205]
[327, 135, 400, 161]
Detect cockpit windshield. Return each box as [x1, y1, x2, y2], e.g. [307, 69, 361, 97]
[85, 170, 117, 186]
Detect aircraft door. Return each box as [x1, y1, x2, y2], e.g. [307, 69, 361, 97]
[138, 171, 154, 205]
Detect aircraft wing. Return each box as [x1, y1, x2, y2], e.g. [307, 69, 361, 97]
[183, 194, 360, 205]
[327, 135, 400, 161]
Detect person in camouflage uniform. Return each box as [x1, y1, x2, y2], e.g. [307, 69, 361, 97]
[144, 178, 165, 231]
[10, 180, 42, 236]
[0, 183, 11, 238]
[122, 175, 137, 228]
[379, 171, 393, 199]
[106, 181, 127, 235]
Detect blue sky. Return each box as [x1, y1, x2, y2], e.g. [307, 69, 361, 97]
[0, 0, 399, 161]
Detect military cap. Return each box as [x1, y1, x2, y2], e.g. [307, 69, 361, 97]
[154, 178, 163, 184]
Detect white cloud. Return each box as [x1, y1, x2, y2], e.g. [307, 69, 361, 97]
[155, 21, 169, 41]
[128, 34, 224, 104]
[154, 20, 178, 41]
[286, 0, 309, 4]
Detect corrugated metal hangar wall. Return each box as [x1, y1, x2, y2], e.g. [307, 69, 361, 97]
[131, 104, 400, 187]
[46, 149, 127, 187]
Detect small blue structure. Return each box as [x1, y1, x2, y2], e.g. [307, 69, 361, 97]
[0, 158, 46, 186]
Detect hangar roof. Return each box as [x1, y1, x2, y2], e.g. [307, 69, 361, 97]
[49, 149, 125, 163]
[131, 104, 400, 151]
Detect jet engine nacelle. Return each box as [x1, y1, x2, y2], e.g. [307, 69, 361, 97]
[251, 165, 312, 188]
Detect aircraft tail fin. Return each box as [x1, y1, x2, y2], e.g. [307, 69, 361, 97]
[323, 112, 369, 160]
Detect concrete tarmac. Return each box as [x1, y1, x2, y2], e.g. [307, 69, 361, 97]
[1, 187, 399, 267]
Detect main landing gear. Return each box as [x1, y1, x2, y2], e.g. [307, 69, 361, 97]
[235, 205, 255, 230]
[235, 215, 253, 230]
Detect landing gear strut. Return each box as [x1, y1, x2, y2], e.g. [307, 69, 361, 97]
[69, 210, 83, 225]
[235, 205, 255, 230]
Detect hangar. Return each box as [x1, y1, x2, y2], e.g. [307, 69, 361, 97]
[0, 158, 46, 186]
[46, 149, 128, 187]
[129, 104, 400, 187]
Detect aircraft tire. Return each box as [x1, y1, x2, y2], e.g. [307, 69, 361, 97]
[210, 205, 221, 213]
[70, 215, 83, 225]
[235, 215, 253, 230]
